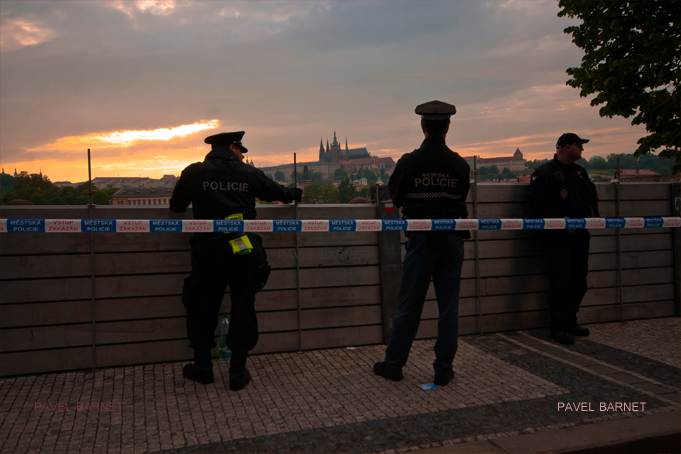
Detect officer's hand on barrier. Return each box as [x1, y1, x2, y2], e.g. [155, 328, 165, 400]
[292, 188, 303, 203]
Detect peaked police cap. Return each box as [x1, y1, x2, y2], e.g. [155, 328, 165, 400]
[204, 131, 248, 153]
[415, 100, 457, 120]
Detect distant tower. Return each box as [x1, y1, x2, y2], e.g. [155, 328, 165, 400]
[319, 138, 325, 162]
[326, 139, 329, 152]
[513, 148, 523, 159]
[330, 130, 341, 162]
[14, 168, 17, 177]
[345, 137, 348, 151]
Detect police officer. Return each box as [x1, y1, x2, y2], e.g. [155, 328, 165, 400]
[374, 100, 470, 386]
[529, 133, 599, 345]
[170, 131, 302, 390]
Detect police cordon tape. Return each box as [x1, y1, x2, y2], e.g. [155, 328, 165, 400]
[1, 217, 680, 233]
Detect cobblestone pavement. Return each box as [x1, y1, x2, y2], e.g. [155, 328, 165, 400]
[1, 318, 679, 453]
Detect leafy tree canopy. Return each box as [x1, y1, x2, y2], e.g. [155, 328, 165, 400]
[301, 183, 320, 204]
[338, 178, 358, 203]
[291, 169, 324, 186]
[1, 172, 119, 205]
[358, 187, 371, 199]
[334, 168, 349, 180]
[319, 183, 340, 203]
[558, 0, 681, 172]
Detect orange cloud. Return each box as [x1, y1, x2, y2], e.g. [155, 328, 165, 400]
[0, 18, 56, 51]
[28, 120, 219, 152]
[110, 0, 180, 18]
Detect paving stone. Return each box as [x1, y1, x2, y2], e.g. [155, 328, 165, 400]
[657, 392, 680, 403]
[527, 322, 681, 387]
[608, 373, 647, 385]
[584, 365, 620, 375]
[1, 319, 679, 454]
[631, 382, 675, 394]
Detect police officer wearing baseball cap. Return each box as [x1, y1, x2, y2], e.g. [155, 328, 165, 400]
[374, 100, 470, 387]
[529, 133, 599, 345]
[170, 131, 302, 390]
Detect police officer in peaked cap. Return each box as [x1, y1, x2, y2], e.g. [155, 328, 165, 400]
[170, 131, 302, 390]
[374, 100, 470, 387]
[529, 132, 599, 345]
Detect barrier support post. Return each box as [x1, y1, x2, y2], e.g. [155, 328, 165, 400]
[614, 161, 623, 322]
[672, 183, 681, 317]
[87, 148, 97, 373]
[293, 154, 302, 352]
[473, 157, 482, 335]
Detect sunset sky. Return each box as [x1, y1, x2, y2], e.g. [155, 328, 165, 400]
[1, 0, 648, 183]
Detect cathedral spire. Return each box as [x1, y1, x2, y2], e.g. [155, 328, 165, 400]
[319, 138, 325, 162]
[345, 137, 348, 151]
[331, 130, 339, 147]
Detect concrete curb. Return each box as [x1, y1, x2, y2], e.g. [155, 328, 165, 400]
[417, 410, 680, 454]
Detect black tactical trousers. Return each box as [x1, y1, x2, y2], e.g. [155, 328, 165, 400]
[182, 234, 266, 359]
[385, 232, 464, 377]
[546, 229, 590, 333]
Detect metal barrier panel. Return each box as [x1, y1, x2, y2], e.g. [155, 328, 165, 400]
[0, 183, 678, 376]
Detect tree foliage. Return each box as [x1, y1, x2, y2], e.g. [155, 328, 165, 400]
[334, 168, 349, 180]
[1, 172, 118, 205]
[301, 183, 320, 204]
[0, 173, 17, 197]
[274, 170, 285, 181]
[528, 152, 673, 174]
[319, 183, 340, 203]
[358, 187, 371, 199]
[558, 0, 681, 172]
[291, 169, 324, 186]
[338, 178, 358, 203]
[501, 167, 514, 178]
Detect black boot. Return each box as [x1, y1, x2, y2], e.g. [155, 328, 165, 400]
[183, 349, 214, 384]
[434, 369, 455, 387]
[229, 350, 251, 391]
[568, 324, 590, 337]
[551, 330, 575, 345]
[229, 369, 251, 391]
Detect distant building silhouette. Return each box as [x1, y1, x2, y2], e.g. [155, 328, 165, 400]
[318, 131, 370, 163]
[258, 132, 379, 182]
[462, 148, 527, 173]
[110, 187, 174, 206]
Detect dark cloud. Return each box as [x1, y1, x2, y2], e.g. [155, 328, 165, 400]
[1, 0, 631, 179]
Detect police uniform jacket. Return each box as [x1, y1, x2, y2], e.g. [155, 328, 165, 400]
[169, 147, 299, 218]
[529, 154, 600, 219]
[388, 135, 470, 220]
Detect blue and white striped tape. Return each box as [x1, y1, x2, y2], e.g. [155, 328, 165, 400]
[1, 217, 680, 233]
